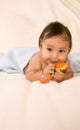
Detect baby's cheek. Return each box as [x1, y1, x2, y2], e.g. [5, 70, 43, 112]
[60, 56, 67, 62]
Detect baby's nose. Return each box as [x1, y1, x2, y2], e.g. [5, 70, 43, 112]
[52, 52, 58, 58]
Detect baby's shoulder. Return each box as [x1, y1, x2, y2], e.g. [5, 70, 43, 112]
[29, 51, 41, 62]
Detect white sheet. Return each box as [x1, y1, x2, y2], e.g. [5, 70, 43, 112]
[0, 72, 80, 130]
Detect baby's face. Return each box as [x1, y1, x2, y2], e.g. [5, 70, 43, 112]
[40, 35, 70, 65]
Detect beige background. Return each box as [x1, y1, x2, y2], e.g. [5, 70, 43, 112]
[0, 0, 80, 53]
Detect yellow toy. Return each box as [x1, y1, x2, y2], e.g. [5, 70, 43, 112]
[40, 61, 67, 83]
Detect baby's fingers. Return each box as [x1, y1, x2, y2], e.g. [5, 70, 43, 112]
[54, 70, 65, 82]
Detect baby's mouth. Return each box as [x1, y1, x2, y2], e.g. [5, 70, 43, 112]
[48, 60, 59, 65]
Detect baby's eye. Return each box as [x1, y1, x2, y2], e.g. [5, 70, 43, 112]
[47, 48, 52, 51]
[59, 50, 65, 53]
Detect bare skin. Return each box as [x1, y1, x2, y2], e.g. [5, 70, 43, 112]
[24, 36, 73, 82]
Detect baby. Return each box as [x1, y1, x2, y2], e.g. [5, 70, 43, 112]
[23, 21, 73, 82]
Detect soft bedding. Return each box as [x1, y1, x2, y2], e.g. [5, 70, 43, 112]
[0, 0, 80, 130]
[0, 72, 80, 130]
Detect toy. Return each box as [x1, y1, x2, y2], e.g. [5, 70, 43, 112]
[54, 61, 67, 71]
[40, 74, 53, 83]
[40, 61, 67, 83]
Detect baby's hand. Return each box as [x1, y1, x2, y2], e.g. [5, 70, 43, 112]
[43, 64, 55, 76]
[53, 70, 65, 82]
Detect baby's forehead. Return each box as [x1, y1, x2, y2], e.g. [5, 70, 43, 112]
[44, 33, 69, 40]
[44, 35, 69, 43]
[43, 37, 70, 47]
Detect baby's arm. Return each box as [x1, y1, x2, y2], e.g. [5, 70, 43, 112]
[23, 53, 43, 82]
[63, 59, 73, 80]
[24, 52, 55, 82]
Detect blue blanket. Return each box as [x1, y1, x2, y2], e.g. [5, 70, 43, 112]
[0, 47, 80, 73]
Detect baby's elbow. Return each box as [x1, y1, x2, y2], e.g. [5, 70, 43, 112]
[25, 74, 37, 82]
[25, 75, 33, 82]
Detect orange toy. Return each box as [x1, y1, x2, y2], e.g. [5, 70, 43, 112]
[40, 74, 53, 83]
[40, 61, 67, 83]
[54, 61, 67, 71]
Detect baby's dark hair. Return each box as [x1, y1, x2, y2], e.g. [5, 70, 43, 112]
[39, 21, 72, 52]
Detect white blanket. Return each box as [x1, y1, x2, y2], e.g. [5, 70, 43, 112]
[0, 72, 80, 130]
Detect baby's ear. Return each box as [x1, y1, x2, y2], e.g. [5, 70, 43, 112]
[39, 46, 42, 49]
[68, 47, 71, 53]
[39, 42, 42, 48]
